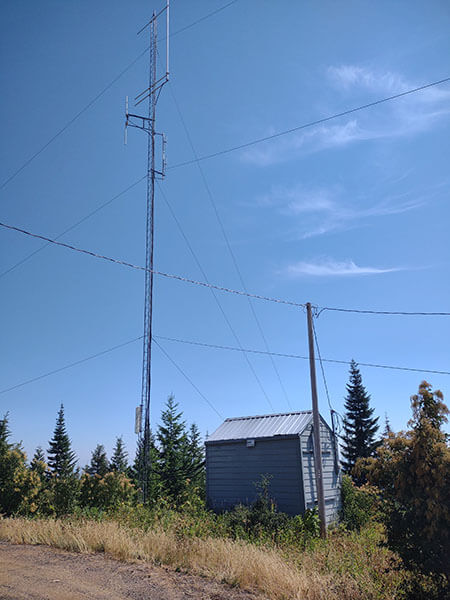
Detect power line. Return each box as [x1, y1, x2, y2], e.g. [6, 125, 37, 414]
[0, 336, 143, 395]
[0, 177, 146, 280]
[3, 220, 450, 317]
[153, 338, 223, 419]
[317, 306, 450, 317]
[155, 334, 450, 376]
[0, 220, 307, 304]
[168, 76, 450, 169]
[157, 181, 274, 411]
[0, 1, 239, 192]
[3, 331, 448, 397]
[168, 82, 290, 409]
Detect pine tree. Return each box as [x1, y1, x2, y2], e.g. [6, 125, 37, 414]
[183, 423, 205, 487]
[31, 446, 45, 464]
[130, 430, 160, 500]
[30, 446, 48, 480]
[110, 436, 128, 473]
[47, 404, 77, 478]
[341, 360, 379, 482]
[156, 395, 189, 500]
[86, 444, 109, 476]
[383, 413, 392, 437]
[0, 413, 12, 456]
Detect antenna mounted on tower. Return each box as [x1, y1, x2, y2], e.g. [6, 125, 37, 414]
[126, 1, 169, 502]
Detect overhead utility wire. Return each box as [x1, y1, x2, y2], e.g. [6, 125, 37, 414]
[0, 177, 146, 280]
[317, 306, 450, 317]
[0, 0, 239, 192]
[0, 336, 143, 395]
[0, 333, 222, 419]
[0, 220, 306, 302]
[168, 82, 290, 409]
[156, 335, 450, 376]
[156, 181, 274, 411]
[168, 77, 450, 170]
[3, 221, 450, 317]
[153, 339, 223, 419]
[2, 332, 449, 397]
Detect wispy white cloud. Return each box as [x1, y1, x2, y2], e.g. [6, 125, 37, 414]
[285, 258, 402, 277]
[242, 66, 450, 166]
[260, 182, 425, 239]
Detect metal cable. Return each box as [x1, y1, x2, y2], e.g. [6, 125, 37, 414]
[153, 339, 223, 418]
[168, 77, 450, 169]
[311, 319, 333, 413]
[3, 220, 450, 317]
[168, 83, 290, 409]
[156, 181, 274, 411]
[0, 1, 239, 192]
[0, 177, 146, 279]
[2, 332, 448, 397]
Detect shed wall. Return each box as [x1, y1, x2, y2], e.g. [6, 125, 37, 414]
[300, 420, 341, 524]
[206, 436, 304, 516]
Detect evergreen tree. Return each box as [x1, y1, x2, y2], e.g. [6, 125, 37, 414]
[86, 444, 109, 476]
[130, 430, 160, 500]
[383, 413, 392, 437]
[110, 436, 128, 473]
[30, 446, 48, 480]
[156, 395, 189, 499]
[182, 423, 205, 487]
[0, 413, 12, 455]
[47, 404, 77, 478]
[341, 360, 379, 481]
[31, 446, 45, 464]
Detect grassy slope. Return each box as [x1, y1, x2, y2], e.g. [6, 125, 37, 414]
[0, 517, 405, 600]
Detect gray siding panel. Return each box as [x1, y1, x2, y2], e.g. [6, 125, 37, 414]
[300, 419, 341, 525]
[206, 437, 303, 516]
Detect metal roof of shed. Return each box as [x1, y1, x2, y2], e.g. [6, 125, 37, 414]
[207, 411, 313, 442]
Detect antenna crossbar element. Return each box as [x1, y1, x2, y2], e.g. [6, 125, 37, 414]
[125, 1, 169, 502]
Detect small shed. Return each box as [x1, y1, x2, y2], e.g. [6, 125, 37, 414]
[205, 410, 341, 525]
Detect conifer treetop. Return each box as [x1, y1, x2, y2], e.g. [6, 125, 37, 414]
[341, 360, 379, 480]
[47, 404, 77, 478]
[110, 436, 128, 473]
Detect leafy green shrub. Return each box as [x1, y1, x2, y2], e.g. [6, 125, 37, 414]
[80, 471, 136, 511]
[340, 474, 379, 531]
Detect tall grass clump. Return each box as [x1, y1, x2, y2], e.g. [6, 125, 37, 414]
[0, 516, 405, 600]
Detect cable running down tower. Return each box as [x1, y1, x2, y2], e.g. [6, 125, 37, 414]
[126, 1, 169, 501]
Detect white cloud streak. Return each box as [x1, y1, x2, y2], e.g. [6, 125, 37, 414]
[260, 182, 425, 239]
[285, 258, 402, 277]
[242, 66, 450, 166]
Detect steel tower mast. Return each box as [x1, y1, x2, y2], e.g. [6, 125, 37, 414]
[126, 1, 169, 501]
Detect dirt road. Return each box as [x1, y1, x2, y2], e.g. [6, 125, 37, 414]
[0, 542, 263, 600]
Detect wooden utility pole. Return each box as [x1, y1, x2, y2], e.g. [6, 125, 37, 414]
[306, 302, 327, 538]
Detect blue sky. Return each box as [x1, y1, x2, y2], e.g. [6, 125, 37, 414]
[1, 0, 449, 467]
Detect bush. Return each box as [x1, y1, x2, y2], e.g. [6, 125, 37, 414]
[80, 471, 137, 511]
[340, 474, 379, 531]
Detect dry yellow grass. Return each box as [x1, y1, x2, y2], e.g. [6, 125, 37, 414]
[0, 518, 400, 600]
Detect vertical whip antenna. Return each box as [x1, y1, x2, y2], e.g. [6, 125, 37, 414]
[126, 1, 169, 502]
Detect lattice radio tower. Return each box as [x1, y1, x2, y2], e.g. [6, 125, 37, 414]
[125, 1, 169, 501]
